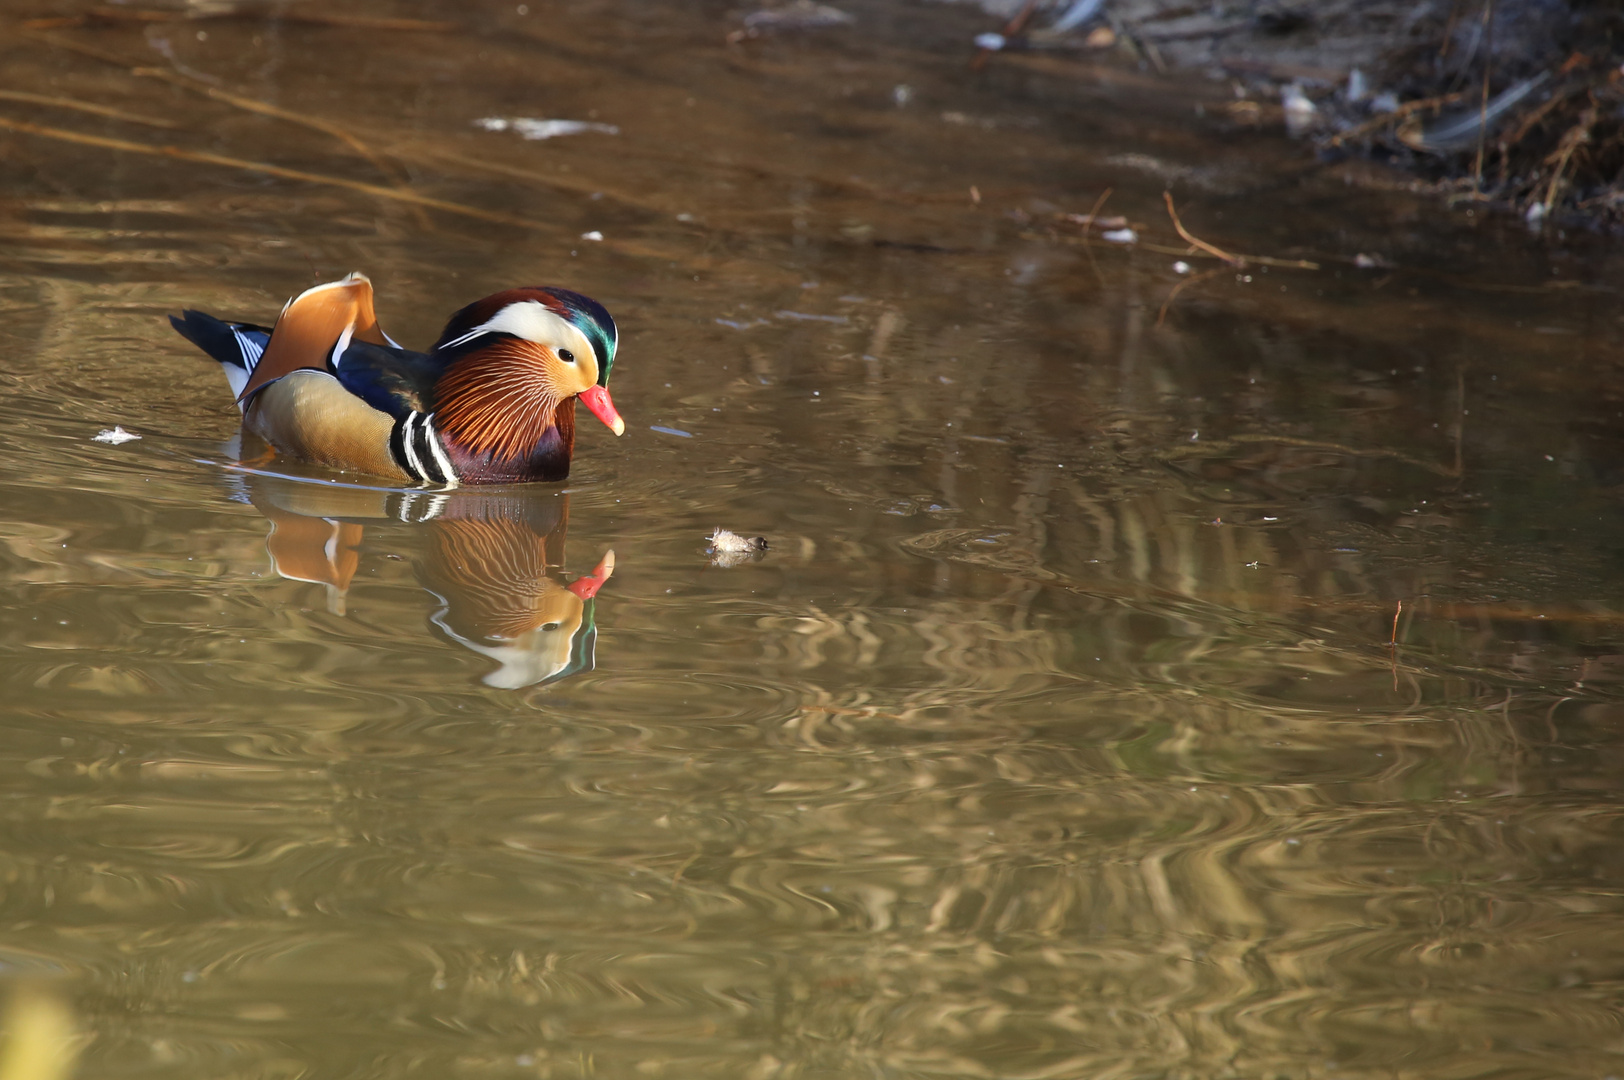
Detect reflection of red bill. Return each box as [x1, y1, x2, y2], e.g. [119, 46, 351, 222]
[568, 549, 616, 600]
[579, 385, 625, 436]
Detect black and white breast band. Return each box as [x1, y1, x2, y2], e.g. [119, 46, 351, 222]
[388, 411, 460, 488]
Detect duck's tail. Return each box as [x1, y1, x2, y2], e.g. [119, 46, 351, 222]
[169, 310, 272, 413]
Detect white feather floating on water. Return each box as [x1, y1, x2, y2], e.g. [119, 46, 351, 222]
[708, 528, 768, 553]
[92, 426, 141, 444]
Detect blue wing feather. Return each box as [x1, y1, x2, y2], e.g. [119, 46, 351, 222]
[333, 340, 447, 420]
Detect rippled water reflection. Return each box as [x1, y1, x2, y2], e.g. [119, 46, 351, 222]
[3, 1, 1624, 1077]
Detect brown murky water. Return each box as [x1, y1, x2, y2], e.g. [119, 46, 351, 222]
[4, 2, 1624, 1078]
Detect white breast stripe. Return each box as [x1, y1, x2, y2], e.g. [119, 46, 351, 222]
[422, 414, 460, 489]
[401, 412, 426, 481]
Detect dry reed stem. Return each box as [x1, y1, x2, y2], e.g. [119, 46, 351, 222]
[0, 89, 177, 128]
[0, 115, 545, 230]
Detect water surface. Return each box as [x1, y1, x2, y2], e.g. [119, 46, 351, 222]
[2, 2, 1624, 1077]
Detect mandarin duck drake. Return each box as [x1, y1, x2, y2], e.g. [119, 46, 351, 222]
[170, 272, 624, 485]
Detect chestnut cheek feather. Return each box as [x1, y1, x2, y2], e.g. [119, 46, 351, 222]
[434, 339, 566, 461]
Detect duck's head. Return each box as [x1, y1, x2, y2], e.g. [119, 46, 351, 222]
[430, 287, 624, 465]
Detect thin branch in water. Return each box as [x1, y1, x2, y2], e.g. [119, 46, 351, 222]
[0, 114, 547, 230]
[1390, 599, 1404, 647]
[26, 30, 407, 183]
[1162, 191, 1321, 270]
[134, 67, 409, 182]
[1163, 191, 1242, 266]
[0, 89, 178, 129]
[25, 8, 456, 32]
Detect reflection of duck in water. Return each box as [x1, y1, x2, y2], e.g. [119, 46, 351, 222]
[243, 474, 612, 688]
[171, 272, 624, 484]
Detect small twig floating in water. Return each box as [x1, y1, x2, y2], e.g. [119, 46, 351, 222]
[1390, 599, 1403, 647]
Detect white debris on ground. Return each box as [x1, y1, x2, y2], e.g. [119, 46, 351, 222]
[474, 118, 619, 140]
[92, 426, 141, 444]
[1100, 227, 1138, 244]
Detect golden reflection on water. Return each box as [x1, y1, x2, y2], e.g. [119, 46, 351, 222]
[3, 2, 1624, 1078]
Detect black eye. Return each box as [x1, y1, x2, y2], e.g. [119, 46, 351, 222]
[558, 349, 575, 363]
[541, 622, 560, 632]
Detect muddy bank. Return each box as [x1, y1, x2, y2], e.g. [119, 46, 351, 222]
[951, 0, 1624, 229]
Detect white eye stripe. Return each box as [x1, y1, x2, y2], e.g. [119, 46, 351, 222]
[472, 301, 596, 372]
[440, 327, 487, 349]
